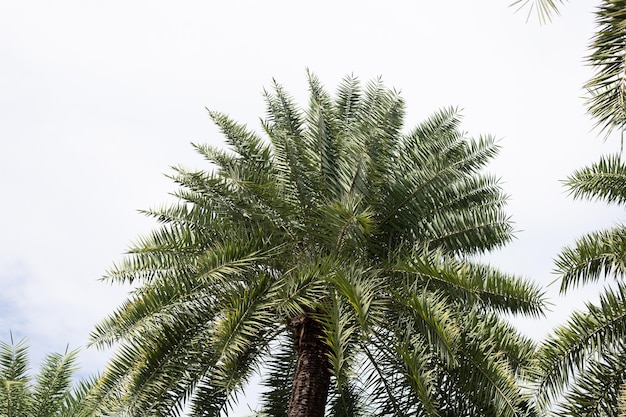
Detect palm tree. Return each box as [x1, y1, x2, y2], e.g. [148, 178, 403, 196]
[534, 154, 626, 415]
[91, 72, 546, 417]
[511, 0, 626, 138]
[0, 335, 97, 417]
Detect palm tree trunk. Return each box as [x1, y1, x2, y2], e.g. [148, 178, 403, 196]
[287, 313, 331, 417]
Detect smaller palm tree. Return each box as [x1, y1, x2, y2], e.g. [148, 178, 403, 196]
[0, 335, 98, 417]
[535, 154, 626, 416]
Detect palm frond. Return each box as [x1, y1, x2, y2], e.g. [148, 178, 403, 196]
[558, 344, 626, 417]
[360, 331, 436, 417]
[585, 0, 626, 137]
[58, 376, 100, 417]
[0, 337, 30, 417]
[392, 251, 546, 317]
[565, 154, 626, 205]
[92, 242, 271, 348]
[327, 378, 364, 417]
[31, 349, 78, 417]
[334, 74, 362, 132]
[382, 132, 509, 254]
[0, 336, 29, 381]
[210, 273, 277, 390]
[97, 319, 216, 417]
[318, 291, 359, 391]
[556, 225, 626, 292]
[325, 264, 385, 331]
[205, 110, 272, 171]
[304, 70, 345, 198]
[0, 338, 98, 417]
[394, 288, 460, 367]
[263, 81, 315, 211]
[311, 196, 376, 256]
[462, 309, 538, 379]
[448, 334, 527, 417]
[259, 337, 296, 417]
[536, 283, 626, 410]
[510, 0, 565, 24]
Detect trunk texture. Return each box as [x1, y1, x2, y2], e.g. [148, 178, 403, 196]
[287, 313, 331, 417]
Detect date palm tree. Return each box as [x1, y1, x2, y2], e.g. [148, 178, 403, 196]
[0, 336, 97, 417]
[512, 0, 626, 138]
[535, 154, 626, 415]
[91, 72, 546, 417]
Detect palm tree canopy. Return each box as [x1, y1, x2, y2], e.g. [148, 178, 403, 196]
[0, 336, 97, 417]
[536, 155, 626, 415]
[92, 72, 546, 417]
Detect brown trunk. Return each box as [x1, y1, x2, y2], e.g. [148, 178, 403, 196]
[287, 313, 331, 417]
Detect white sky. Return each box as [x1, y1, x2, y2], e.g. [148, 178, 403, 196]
[0, 0, 623, 414]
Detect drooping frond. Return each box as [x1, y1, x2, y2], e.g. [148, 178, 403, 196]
[464, 309, 538, 377]
[447, 331, 529, 417]
[259, 337, 297, 417]
[326, 378, 364, 417]
[318, 291, 360, 394]
[556, 225, 626, 292]
[391, 250, 546, 317]
[360, 330, 437, 417]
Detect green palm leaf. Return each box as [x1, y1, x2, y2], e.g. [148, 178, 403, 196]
[585, 1, 626, 138]
[565, 154, 626, 206]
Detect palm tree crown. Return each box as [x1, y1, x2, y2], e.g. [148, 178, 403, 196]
[92, 72, 546, 417]
[0, 336, 97, 417]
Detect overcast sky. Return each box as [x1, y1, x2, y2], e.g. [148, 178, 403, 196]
[0, 0, 623, 414]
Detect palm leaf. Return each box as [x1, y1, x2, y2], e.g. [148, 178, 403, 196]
[31, 349, 78, 417]
[556, 225, 626, 292]
[565, 154, 626, 206]
[585, 0, 626, 138]
[510, 0, 565, 24]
